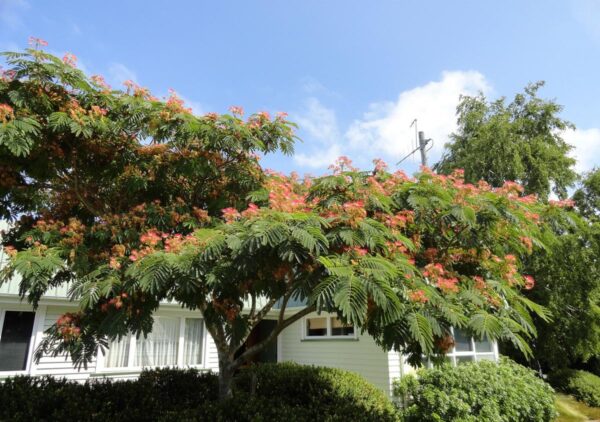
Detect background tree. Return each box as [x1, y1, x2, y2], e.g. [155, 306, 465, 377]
[434, 82, 577, 200]
[0, 46, 560, 399]
[573, 168, 600, 221]
[524, 216, 600, 371]
[434, 83, 600, 372]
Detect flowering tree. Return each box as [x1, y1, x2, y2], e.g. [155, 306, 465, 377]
[0, 44, 564, 399]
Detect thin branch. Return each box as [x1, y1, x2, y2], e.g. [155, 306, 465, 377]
[248, 293, 257, 321]
[248, 296, 279, 330]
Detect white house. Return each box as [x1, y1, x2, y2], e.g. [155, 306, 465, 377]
[0, 238, 498, 397]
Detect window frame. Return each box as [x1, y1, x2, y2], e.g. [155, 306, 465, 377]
[302, 315, 358, 341]
[96, 315, 208, 374]
[0, 307, 40, 375]
[422, 327, 499, 368]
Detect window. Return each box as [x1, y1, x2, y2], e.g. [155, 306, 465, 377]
[104, 316, 204, 369]
[421, 327, 497, 368]
[304, 316, 355, 339]
[306, 317, 327, 337]
[0, 311, 35, 372]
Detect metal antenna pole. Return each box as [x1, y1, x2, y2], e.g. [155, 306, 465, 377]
[418, 131, 428, 167]
[397, 123, 434, 168]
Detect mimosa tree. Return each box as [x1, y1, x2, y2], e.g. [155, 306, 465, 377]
[0, 44, 564, 399]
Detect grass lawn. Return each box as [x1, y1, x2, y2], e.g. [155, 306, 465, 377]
[555, 393, 600, 421]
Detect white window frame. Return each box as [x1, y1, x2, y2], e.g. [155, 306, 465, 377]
[422, 327, 499, 368]
[301, 314, 358, 340]
[0, 306, 42, 376]
[96, 315, 208, 374]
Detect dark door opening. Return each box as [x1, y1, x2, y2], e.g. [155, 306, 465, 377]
[235, 320, 278, 365]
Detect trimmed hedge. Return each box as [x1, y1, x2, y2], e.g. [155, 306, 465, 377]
[0, 363, 400, 421]
[393, 358, 557, 422]
[233, 362, 399, 421]
[550, 369, 600, 407]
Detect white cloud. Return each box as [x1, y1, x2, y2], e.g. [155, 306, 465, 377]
[564, 127, 600, 173]
[292, 97, 342, 169]
[295, 97, 340, 143]
[108, 63, 138, 86]
[345, 71, 491, 164]
[292, 71, 491, 170]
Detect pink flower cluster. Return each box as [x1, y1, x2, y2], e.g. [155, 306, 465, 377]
[229, 106, 244, 116]
[0, 103, 14, 123]
[28, 36, 48, 48]
[549, 199, 575, 208]
[62, 53, 77, 68]
[423, 263, 459, 293]
[328, 156, 357, 175]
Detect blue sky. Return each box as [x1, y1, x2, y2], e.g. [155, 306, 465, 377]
[2, 0, 600, 176]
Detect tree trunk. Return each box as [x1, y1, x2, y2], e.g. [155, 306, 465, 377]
[218, 352, 235, 400]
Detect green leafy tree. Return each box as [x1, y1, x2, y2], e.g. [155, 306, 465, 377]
[525, 218, 600, 370]
[434, 82, 577, 200]
[0, 45, 561, 399]
[435, 85, 600, 371]
[573, 168, 600, 221]
[520, 169, 600, 370]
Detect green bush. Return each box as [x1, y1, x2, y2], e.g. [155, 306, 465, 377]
[234, 362, 399, 421]
[0, 364, 399, 421]
[393, 358, 557, 422]
[550, 369, 600, 407]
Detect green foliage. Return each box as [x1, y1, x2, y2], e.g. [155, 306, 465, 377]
[394, 358, 557, 422]
[573, 168, 600, 221]
[0, 45, 559, 399]
[0, 365, 400, 422]
[522, 220, 600, 370]
[233, 362, 399, 421]
[550, 369, 600, 408]
[435, 81, 577, 200]
[0, 368, 218, 421]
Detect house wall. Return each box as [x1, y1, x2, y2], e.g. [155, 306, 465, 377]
[278, 311, 399, 395]
[0, 299, 220, 381]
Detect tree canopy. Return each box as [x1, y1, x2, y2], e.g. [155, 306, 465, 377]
[434, 82, 577, 200]
[0, 46, 564, 399]
[433, 83, 600, 372]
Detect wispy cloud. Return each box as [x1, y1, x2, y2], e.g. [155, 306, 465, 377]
[293, 97, 342, 169]
[108, 62, 138, 86]
[571, 0, 600, 42]
[0, 0, 29, 29]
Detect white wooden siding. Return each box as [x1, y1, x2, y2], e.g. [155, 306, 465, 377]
[0, 299, 220, 381]
[34, 305, 98, 380]
[278, 312, 393, 395]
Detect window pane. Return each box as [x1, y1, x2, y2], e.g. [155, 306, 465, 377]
[306, 317, 327, 336]
[330, 318, 354, 336]
[456, 355, 474, 365]
[135, 317, 179, 367]
[184, 319, 203, 365]
[476, 354, 496, 362]
[453, 329, 473, 352]
[105, 336, 130, 368]
[474, 337, 493, 353]
[0, 311, 35, 371]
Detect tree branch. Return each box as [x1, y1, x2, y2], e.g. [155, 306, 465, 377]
[230, 303, 316, 370]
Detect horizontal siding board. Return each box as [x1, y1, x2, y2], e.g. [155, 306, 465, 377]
[279, 313, 392, 395]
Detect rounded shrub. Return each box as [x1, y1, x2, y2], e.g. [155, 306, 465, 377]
[233, 362, 400, 421]
[393, 358, 557, 422]
[549, 369, 600, 407]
